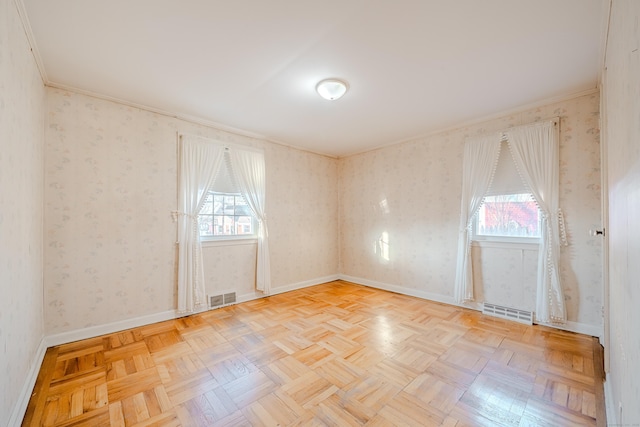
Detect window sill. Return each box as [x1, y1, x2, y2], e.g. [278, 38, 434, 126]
[472, 240, 539, 251]
[201, 237, 258, 247]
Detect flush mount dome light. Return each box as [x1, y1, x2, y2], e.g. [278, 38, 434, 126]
[316, 78, 349, 100]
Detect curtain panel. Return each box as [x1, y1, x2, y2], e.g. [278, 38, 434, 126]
[454, 134, 502, 303]
[454, 120, 566, 325]
[505, 121, 566, 324]
[176, 136, 225, 313]
[228, 148, 272, 294]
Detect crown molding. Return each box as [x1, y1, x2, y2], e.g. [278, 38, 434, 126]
[340, 87, 600, 158]
[46, 81, 339, 160]
[13, 0, 48, 84]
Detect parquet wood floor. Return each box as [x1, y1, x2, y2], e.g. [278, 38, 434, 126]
[22, 280, 605, 426]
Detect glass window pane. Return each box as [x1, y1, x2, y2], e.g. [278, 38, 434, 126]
[223, 215, 235, 235]
[223, 196, 235, 215]
[236, 216, 252, 235]
[235, 203, 252, 216]
[213, 195, 224, 215]
[477, 194, 540, 238]
[213, 215, 223, 235]
[199, 192, 256, 238]
[198, 215, 213, 237]
[200, 193, 214, 215]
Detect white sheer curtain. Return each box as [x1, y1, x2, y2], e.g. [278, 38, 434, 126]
[505, 121, 566, 324]
[454, 134, 502, 303]
[228, 148, 271, 294]
[176, 136, 225, 312]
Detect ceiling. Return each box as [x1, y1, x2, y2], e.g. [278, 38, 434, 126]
[22, 0, 606, 157]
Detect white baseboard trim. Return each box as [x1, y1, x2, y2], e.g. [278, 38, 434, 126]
[11, 276, 337, 424]
[338, 274, 602, 337]
[8, 337, 48, 427]
[535, 319, 603, 338]
[604, 373, 616, 425]
[45, 309, 177, 347]
[45, 275, 341, 348]
[238, 274, 340, 304]
[11, 274, 606, 425]
[339, 274, 458, 307]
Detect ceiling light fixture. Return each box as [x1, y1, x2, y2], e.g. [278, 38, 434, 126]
[316, 78, 349, 101]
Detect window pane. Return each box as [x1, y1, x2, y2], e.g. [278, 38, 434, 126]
[213, 215, 223, 235]
[213, 195, 224, 214]
[198, 214, 214, 237]
[223, 196, 235, 215]
[199, 192, 256, 238]
[223, 215, 235, 235]
[235, 201, 252, 216]
[200, 193, 214, 215]
[477, 194, 540, 238]
[236, 216, 253, 235]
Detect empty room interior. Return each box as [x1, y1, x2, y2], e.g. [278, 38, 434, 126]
[2, 0, 639, 426]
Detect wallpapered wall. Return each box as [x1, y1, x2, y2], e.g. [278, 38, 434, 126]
[44, 88, 338, 335]
[0, 0, 45, 422]
[339, 92, 602, 330]
[603, 0, 640, 424]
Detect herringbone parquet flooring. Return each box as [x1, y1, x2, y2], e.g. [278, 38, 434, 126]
[23, 280, 605, 426]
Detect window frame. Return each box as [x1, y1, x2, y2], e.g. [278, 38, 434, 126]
[472, 193, 542, 245]
[198, 191, 257, 243]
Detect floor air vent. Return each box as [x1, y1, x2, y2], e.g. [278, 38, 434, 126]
[209, 292, 236, 308]
[482, 303, 533, 325]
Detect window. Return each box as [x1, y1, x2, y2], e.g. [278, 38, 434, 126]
[475, 193, 541, 240]
[198, 192, 255, 238]
[471, 141, 541, 242]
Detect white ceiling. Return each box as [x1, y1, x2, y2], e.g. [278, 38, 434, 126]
[22, 0, 606, 157]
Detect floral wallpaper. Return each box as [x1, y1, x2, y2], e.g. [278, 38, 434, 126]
[202, 143, 339, 298]
[44, 88, 339, 335]
[339, 92, 602, 329]
[0, 0, 45, 422]
[603, 1, 640, 424]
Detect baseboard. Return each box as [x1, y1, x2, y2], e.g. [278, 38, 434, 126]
[339, 274, 602, 337]
[237, 274, 340, 303]
[10, 274, 606, 425]
[604, 373, 616, 425]
[45, 275, 340, 348]
[7, 337, 48, 427]
[45, 310, 178, 347]
[9, 275, 336, 424]
[535, 319, 603, 338]
[339, 274, 458, 307]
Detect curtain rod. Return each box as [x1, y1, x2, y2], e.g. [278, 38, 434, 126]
[494, 117, 560, 141]
[177, 132, 264, 154]
[467, 117, 560, 143]
[503, 116, 560, 133]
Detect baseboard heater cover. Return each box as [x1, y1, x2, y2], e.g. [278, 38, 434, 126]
[209, 292, 237, 308]
[482, 302, 533, 325]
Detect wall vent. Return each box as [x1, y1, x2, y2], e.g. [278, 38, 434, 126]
[223, 292, 236, 304]
[209, 292, 237, 309]
[209, 295, 224, 308]
[482, 303, 533, 325]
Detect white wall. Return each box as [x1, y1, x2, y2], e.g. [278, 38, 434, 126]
[603, 0, 640, 424]
[339, 92, 602, 333]
[0, 0, 45, 423]
[44, 88, 338, 335]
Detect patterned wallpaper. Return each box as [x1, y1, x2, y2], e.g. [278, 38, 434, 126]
[339, 92, 602, 329]
[44, 89, 339, 335]
[0, 0, 45, 422]
[202, 144, 339, 297]
[603, 0, 640, 424]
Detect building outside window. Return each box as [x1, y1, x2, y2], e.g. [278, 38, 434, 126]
[198, 192, 255, 238]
